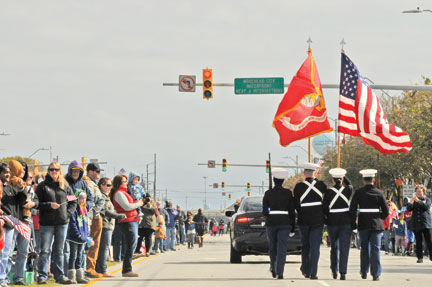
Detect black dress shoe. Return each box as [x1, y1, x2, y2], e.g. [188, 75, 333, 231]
[361, 273, 367, 279]
[310, 276, 318, 280]
[332, 273, 337, 279]
[271, 272, 276, 278]
[14, 281, 26, 286]
[373, 276, 379, 281]
[276, 274, 284, 280]
[417, 258, 423, 263]
[340, 274, 346, 280]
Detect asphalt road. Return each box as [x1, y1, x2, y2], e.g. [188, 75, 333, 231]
[85, 235, 431, 287]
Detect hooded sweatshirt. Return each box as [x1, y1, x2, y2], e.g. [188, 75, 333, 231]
[67, 190, 89, 244]
[65, 160, 93, 211]
[127, 172, 145, 200]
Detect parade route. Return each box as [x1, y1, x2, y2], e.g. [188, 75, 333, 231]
[84, 235, 431, 287]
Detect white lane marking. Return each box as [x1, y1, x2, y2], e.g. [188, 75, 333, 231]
[318, 280, 330, 286]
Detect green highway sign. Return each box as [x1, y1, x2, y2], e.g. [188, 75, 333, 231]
[234, 77, 284, 95]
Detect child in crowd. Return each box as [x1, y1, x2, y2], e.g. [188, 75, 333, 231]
[67, 190, 91, 284]
[186, 216, 196, 249]
[128, 172, 145, 219]
[154, 215, 166, 253]
[393, 211, 408, 255]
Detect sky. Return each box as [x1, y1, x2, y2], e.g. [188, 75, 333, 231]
[1, 0, 431, 209]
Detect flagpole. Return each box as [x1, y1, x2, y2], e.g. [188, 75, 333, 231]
[308, 137, 311, 163]
[337, 39, 346, 168]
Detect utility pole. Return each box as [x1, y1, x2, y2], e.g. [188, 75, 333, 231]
[203, 176, 207, 210]
[49, 146, 53, 163]
[146, 164, 149, 193]
[153, 153, 157, 200]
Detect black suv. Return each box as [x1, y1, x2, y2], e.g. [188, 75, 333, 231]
[226, 196, 302, 263]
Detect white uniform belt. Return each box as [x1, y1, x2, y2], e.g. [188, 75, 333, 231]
[329, 207, 350, 213]
[359, 208, 379, 213]
[269, 211, 289, 215]
[300, 202, 322, 207]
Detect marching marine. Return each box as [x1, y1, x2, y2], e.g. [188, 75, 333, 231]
[262, 168, 296, 280]
[349, 169, 389, 281]
[323, 168, 353, 280]
[293, 163, 327, 280]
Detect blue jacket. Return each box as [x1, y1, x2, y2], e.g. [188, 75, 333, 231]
[66, 207, 89, 244]
[394, 219, 407, 237]
[127, 172, 145, 200]
[65, 160, 93, 211]
[166, 208, 178, 228]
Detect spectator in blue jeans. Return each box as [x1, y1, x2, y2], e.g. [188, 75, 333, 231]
[95, 178, 126, 276]
[165, 202, 178, 251]
[35, 162, 77, 284]
[111, 175, 142, 277]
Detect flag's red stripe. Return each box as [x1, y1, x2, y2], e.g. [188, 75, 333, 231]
[338, 115, 357, 124]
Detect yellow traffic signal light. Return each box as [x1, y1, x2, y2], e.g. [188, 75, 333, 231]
[222, 158, 227, 172]
[266, 160, 270, 173]
[221, 182, 225, 189]
[81, 157, 87, 170]
[203, 69, 213, 100]
[247, 182, 251, 191]
[228, 193, 231, 199]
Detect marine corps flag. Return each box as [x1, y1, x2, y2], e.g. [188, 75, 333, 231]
[273, 51, 332, 146]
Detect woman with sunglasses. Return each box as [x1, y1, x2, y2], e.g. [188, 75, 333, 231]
[111, 175, 143, 277]
[95, 178, 126, 277]
[35, 162, 77, 285]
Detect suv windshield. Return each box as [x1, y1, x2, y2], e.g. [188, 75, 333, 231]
[241, 197, 262, 212]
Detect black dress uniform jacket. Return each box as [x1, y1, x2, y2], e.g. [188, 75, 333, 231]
[323, 178, 353, 226]
[293, 178, 327, 226]
[262, 184, 296, 228]
[349, 184, 389, 231]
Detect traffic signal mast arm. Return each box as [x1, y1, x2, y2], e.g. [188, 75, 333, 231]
[198, 162, 299, 169]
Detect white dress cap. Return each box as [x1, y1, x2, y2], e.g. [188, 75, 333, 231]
[329, 168, 347, 178]
[359, 169, 378, 178]
[303, 162, 320, 171]
[272, 167, 289, 179]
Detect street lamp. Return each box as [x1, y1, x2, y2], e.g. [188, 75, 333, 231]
[203, 176, 207, 210]
[402, 7, 432, 13]
[28, 147, 49, 159]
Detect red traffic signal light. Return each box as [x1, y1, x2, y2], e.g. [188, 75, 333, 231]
[266, 160, 270, 173]
[247, 191, 250, 196]
[228, 193, 231, 199]
[247, 182, 251, 190]
[222, 158, 227, 172]
[203, 69, 213, 100]
[221, 182, 225, 189]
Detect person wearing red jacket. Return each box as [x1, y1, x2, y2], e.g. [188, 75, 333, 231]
[111, 175, 143, 278]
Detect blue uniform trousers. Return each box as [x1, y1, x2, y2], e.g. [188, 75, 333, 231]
[266, 225, 290, 276]
[299, 225, 323, 277]
[327, 224, 351, 275]
[359, 230, 383, 277]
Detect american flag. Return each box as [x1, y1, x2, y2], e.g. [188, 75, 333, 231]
[337, 53, 412, 154]
[1, 215, 31, 242]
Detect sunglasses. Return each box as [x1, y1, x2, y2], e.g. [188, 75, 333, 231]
[48, 168, 60, 172]
[105, 184, 112, 187]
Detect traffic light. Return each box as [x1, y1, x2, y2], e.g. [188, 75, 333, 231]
[228, 193, 231, 199]
[222, 158, 227, 172]
[202, 69, 213, 100]
[247, 182, 251, 191]
[221, 182, 225, 189]
[247, 191, 250, 196]
[266, 160, 270, 173]
[81, 157, 87, 171]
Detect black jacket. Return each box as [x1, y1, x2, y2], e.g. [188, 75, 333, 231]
[293, 178, 327, 226]
[35, 174, 77, 226]
[349, 184, 389, 231]
[262, 184, 296, 228]
[406, 197, 432, 232]
[323, 178, 353, 226]
[1, 184, 27, 227]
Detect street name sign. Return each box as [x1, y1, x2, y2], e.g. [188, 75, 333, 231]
[207, 160, 216, 168]
[234, 77, 284, 95]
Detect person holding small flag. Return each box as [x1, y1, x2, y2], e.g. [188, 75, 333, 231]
[323, 168, 353, 280]
[35, 162, 77, 285]
[293, 163, 327, 280]
[349, 169, 389, 281]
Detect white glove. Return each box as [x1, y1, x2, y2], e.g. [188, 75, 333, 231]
[353, 229, 358, 234]
[289, 232, 295, 237]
